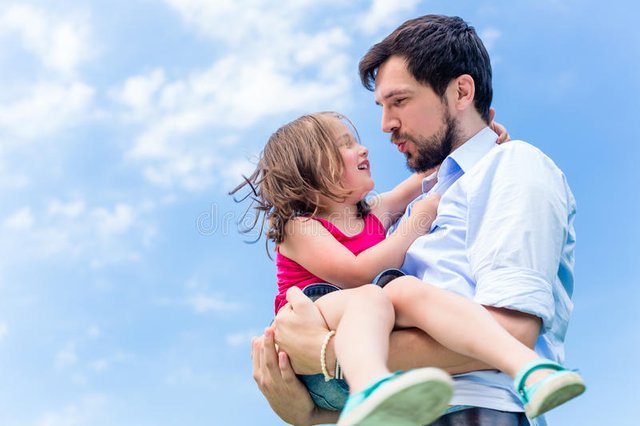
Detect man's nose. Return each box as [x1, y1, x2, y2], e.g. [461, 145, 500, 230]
[381, 108, 399, 133]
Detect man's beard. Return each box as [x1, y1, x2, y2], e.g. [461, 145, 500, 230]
[395, 113, 461, 173]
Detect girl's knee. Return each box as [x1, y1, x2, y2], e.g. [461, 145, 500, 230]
[356, 283, 387, 301]
[384, 276, 426, 306]
[353, 284, 393, 312]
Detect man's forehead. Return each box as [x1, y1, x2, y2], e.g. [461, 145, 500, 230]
[373, 57, 420, 103]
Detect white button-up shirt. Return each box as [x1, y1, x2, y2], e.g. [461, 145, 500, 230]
[399, 127, 576, 418]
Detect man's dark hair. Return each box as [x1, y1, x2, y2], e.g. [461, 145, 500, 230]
[359, 15, 493, 123]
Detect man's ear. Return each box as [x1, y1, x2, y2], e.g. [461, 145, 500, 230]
[450, 74, 475, 111]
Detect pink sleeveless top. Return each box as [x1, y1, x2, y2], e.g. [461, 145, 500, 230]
[274, 213, 386, 313]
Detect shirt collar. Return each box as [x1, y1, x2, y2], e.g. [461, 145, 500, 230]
[421, 170, 438, 193]
[421, 126, 498, 194]
[444, 126, 498, 175]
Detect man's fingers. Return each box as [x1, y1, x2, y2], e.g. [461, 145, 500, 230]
[251, 336, 263, 383]
[278, 351, 297, 383]
[251, 336, 259, 369]
[262, 327, 280, 374]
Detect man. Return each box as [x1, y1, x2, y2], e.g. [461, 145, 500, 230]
[252, 15, 576, 426]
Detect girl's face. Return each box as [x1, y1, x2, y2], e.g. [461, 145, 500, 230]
[330, 119, 375, 201]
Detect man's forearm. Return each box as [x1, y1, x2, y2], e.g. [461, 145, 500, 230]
[388, 306, 541, 373]
[387, 327, 490, 373]
[312, 306, 541, 376]
[299, 327, 489, 376]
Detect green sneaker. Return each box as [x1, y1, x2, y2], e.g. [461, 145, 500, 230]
[337, 367, 453, 426]
[514, 359, 586, 418]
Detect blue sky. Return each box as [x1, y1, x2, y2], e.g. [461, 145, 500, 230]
[0, 0, 637, 425]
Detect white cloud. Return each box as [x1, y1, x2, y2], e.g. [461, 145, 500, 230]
[479, 27, 502, 50]
[3, 207, 34, 231]
[90, 359, 109, 373]
[36, 394, 107, 426]
[0, 4, 96, 193]
[164, 0, 315, 45]
[359, 0, 420, 35]
[48, 200, 86, 219]
[0, 160, 30, 189]
[0, 4, 97, 204]
[71, 373, 88, 386]
[88, 351, 129, 374]
[91, 204, 135, 238]
[0, 81, 94, 140]
[156, 279, 245, 314]
[164, 365, 219, 388]
[55, 343, 78, 369]
[225, 330, 257, 347]
[0, 4, 93, 77]
[0, 199, 156, 268]
[109, 69, 166, 120]
[220, 158, 257, 189]
[113, 0, 354, 191]
[87, 325, 101, 338]
[187, 294, 243, 314]
[120, 45, 351, 171]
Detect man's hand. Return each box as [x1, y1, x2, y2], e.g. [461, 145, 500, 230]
[274, 287, 332, 375]
[252, 326, 316, 425]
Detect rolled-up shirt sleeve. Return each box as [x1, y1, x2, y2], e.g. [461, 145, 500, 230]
[474, 267, 554, 325]
[464, 142, 572, 331]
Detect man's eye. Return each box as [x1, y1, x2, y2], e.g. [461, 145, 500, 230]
[394, 98, 407, 106]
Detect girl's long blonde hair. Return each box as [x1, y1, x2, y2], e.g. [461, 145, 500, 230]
[230, 112, 370, 254]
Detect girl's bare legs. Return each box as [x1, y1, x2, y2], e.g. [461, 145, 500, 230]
[313, 284, 395, 393]
[384, 276, 543, 384]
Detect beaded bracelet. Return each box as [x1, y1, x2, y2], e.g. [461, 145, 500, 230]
[320, 330, 336, 381]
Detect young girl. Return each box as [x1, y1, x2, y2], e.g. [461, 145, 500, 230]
[233, 112, 585, 426]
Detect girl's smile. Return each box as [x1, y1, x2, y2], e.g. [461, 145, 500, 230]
[330, 119, 375, 201]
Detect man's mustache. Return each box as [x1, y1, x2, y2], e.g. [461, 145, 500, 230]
[391, 131, 415, 144]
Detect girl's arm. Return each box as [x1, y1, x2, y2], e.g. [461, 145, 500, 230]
[369, 170, 436, 230]
[279, 194, 440, 288]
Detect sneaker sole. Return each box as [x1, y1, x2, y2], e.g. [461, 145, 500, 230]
[525, 371, 586, 418]
[338, 368, 453, 426]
